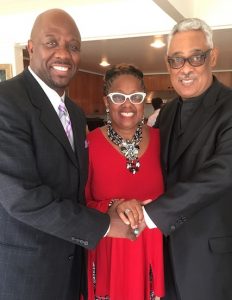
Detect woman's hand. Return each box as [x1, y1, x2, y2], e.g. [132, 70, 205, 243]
[116, 199, 144, 229]
[107, 200, 137, 241]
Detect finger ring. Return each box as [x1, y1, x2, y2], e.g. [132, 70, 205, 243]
[124, 208, 131, 214]
[133, 228, 139, 236]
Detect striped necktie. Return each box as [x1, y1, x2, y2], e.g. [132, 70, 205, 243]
[58, 100, 74, 150]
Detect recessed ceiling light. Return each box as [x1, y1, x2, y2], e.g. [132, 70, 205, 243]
[99, 59, 110, 67]
[150, 37, 166, 48]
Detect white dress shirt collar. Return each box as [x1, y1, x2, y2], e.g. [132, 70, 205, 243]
[28, 66, 65, 114]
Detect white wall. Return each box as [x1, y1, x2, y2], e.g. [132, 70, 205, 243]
[0, 12, 34, 76]
[0, 42, 25, 76]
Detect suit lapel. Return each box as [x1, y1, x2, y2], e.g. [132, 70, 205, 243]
[169, 79, 222, 169]
[40, 104, 78, 166]
[23, 70, 78, 167]
[65, 98, 84, 171]
[160, 99, 179, 168]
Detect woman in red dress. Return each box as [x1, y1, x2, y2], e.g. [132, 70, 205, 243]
[85, 63, 165, 300]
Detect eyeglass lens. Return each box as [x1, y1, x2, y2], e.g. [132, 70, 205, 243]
[168, 49, 211, 69]
[108, 93, 145, 104]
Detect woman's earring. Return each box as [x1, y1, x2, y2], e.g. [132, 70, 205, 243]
[141, 115, 145, 125]
[106, 108, 111, 125]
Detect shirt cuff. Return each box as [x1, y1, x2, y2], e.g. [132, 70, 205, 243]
[142, 206, 157, 229]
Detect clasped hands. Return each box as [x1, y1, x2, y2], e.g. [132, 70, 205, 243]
[106, 199, 151, 241]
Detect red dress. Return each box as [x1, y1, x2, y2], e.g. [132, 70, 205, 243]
[85, 127, 165, 300]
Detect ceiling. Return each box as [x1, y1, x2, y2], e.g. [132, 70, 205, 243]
[79, 28, 232, 75]
[0, 0, 232, 75]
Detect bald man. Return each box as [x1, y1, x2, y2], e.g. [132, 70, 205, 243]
[0, 9, 134, 300]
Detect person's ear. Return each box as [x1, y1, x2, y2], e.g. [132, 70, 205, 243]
[209, 47, 219, 68]
[165, 55, 171, 73]
[27, 40, 34, 61]
[103, 96, 108, 108]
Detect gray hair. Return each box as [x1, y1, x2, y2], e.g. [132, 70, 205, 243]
[167, 18, 213, 53]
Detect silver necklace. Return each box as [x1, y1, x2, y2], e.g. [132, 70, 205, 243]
[107, 123, 142, 174]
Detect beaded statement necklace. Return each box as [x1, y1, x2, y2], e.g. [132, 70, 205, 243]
[107, 123, 143, 174]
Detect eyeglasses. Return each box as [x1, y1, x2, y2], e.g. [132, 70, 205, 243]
[167, 49, 212, 69]
[107, 92, 146, 104]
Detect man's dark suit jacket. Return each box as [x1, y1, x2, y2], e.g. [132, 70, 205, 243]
[0, 69, 109, 300]
[146, 77, 232, 300]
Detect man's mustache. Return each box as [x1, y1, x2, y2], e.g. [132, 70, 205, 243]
[178, 73, 197, 81]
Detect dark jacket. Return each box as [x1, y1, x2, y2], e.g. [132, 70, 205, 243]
[146, 77, 232, 300]
[0, 69, 109, 300]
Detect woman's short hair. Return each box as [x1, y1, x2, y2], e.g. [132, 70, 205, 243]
[103, 63, 146, 96]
